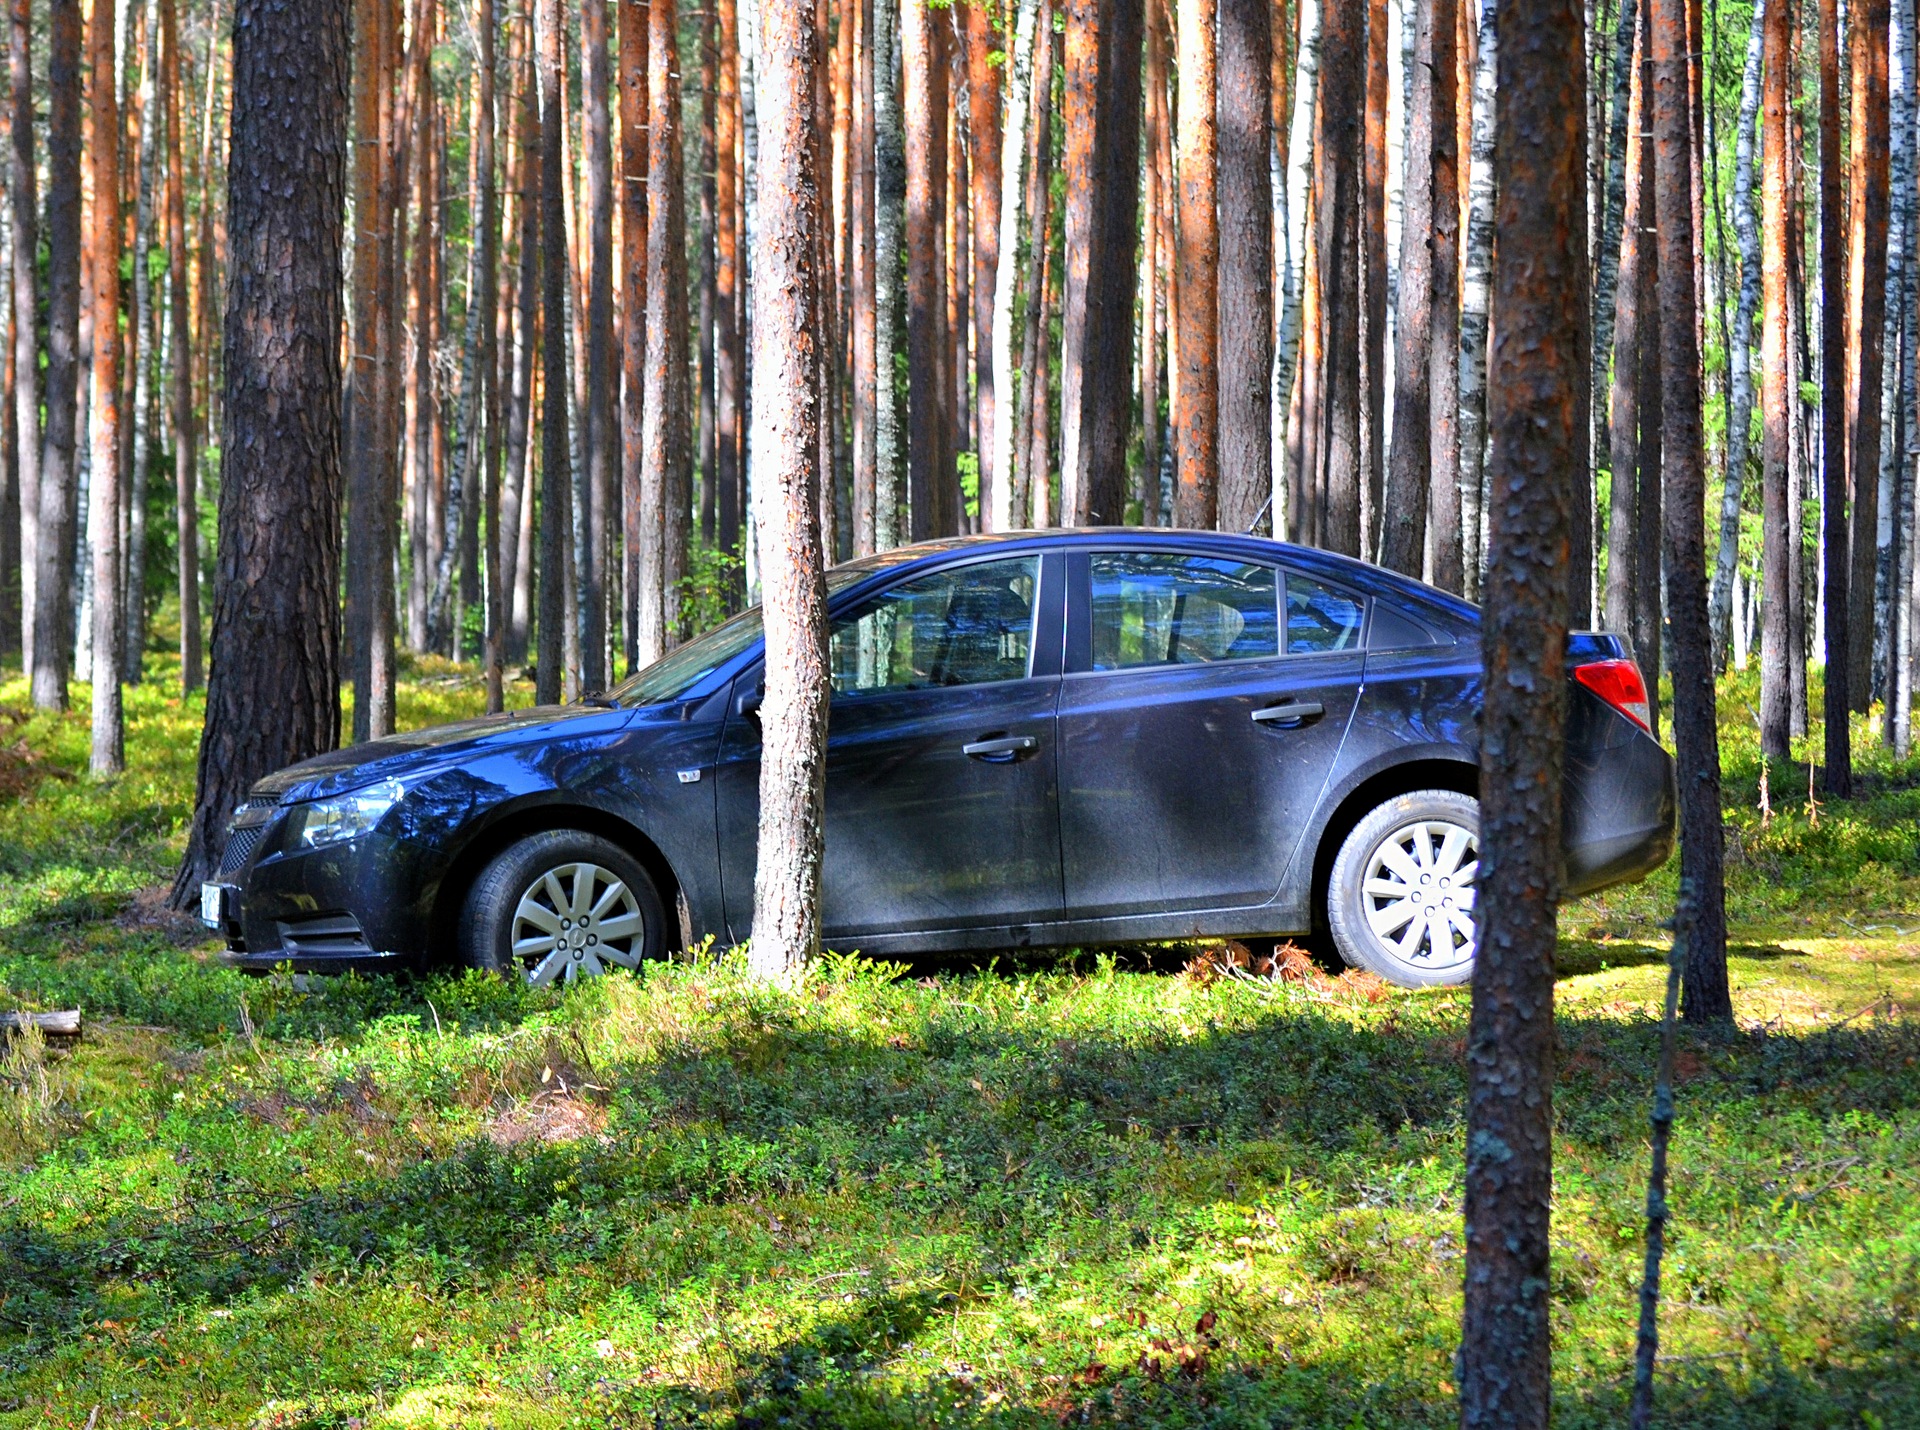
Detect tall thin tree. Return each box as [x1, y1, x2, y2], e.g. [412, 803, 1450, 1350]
[1313, 0, 1363, 555]
[1818, 0, 1850, 794]
[86, 0, 123, 775]
[1215, 0, 1270, 533]
[8, 0, 35, 676]
[1845, 0, 1890, 713]
[619, 0, 648, 666]
[1758, 0, 1790, 759]
[640, 0, 691, 661]
[535, 0, 571, 704]
[1171, 0, 1217, 529]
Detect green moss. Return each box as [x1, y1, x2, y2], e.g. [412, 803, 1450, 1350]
[0, 654, 1915, 1427]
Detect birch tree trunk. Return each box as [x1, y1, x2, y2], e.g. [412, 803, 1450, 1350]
[1886, 0, 1917, 754]
[1708, 0, 1765, 667]
[1819, 0, 1850, 792]
[8, 0, 35, 680]
[160, 0, 197, 693]
[86, 0, 122, 775]
[989, 0, 1038, 532]
[873, 0, 904, 548]
[1274, 0, 1318, 535]
[1012, 3, 1055, 528]
[1453, 0, 1496, 597]
[1758, 0, 1791, 759]
[123, 1, 159, 687]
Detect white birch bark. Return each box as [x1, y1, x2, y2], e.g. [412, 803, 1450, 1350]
[1890, 0, 1918, 752]
[1273, 0, 1319, 531]
[1708, 0, 1766, 664]
[1455, 0, 1496, 599]
[872, 0, 904, 550]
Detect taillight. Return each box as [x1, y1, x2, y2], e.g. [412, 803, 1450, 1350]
[1574, 658, 1652, 733]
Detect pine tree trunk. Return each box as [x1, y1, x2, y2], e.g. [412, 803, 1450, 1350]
[1632, 39, 1664, 730]
[159, 0, 197, 693]
[535, 0, 571, 704]
[903, 0, 948, 540]
[639, 0, 690, 661]
[1453, 0, 1495, 594]
[988, 0, 1037, 532]
[850, 0, 877, 550]
[1215, 0, 1271, 533]
[1460, 0, 1584, 1414]
[9, 0, 36, 680]
[1604, 15, 1644, 637]
[1171, 0, 1217, 529]
[1590, 0, 1634, 538]
[747, 0, 830, 980]
[1708, 0, 1765, 667]
[1012, 4, 1054, 529]
[1846, 0, 1890, 713]
[699, 5, 719, 550]
[1314, 0, 1363, 555]
[122, 0, 160, 687]
[718, 0, 746, 573]
[1818, 0, 1850, 790]
[86, 0, 123, 775]
[505, 6, 538, 664]
[1653, 0, 1731, 1021]
[1060, 0, 1141, 526]
[962, 0, 1000, 524]
[1758, 0, 1790, 758]
[1380, 0, 1442, 573]
[405, 13, 434, 656]
[171, 0, 347, 903]
[1359, 0, 1386, 554]
[873, 0, 905, 548]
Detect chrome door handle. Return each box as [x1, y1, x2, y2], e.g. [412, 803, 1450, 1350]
[962, 735, 1038, 761]
[1252, 701, 1325, 725]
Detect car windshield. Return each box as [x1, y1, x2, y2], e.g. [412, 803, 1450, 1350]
[605, 568, 870, 707]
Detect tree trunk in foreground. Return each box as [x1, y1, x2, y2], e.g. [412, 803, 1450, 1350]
[172, 0, 348, 904]
[1460, 0, 1584, 1417]
[86, 0, 123, 776]
[748, 0, 830, 981]
[1653, 0, 1731, 1023]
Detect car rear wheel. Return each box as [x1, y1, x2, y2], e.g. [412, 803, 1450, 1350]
[1327, 789, 1479, 988]
[460, 830, 666, 985]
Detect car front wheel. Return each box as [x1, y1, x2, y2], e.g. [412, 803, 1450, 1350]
[460, 829, 666, 985]
[1326, 789, 1479, 988]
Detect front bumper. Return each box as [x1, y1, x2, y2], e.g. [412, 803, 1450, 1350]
[208, 810, 444, 973]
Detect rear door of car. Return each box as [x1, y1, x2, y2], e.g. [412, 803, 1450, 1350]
[715, 549, 1067, 942]
[1054, 547, 1366, 920]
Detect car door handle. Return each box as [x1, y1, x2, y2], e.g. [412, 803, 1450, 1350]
[962, 735, 1038, 761]
[1252, 700, 1325, 726]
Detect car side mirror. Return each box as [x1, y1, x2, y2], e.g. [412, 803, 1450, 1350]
[736, 684, 764, 717]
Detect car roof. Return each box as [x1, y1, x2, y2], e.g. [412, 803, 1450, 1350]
[827, 528, 1481, 625]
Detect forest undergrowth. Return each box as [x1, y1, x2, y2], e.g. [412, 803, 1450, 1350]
[0, 653, 1915, 1428]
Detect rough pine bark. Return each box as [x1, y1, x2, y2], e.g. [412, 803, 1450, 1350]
[1060, 0, 1141, 525]
[1632, 46, 1664, 727]
[171, 0, 348, 901]
[1215, 0, 1271, 533]
[903, 0, 950, 539]
[1460, 0, 1585, 1416]
[1818, 0, 1850, 793]
[718, 0, 745, 569]
[747, 0, 831, 980]
[535, 0, 571, 704]
[8, 0, 35, 676]
[1313, 0, 1363, 554]
[1653, 0, 1731, 1021]
[86, 0, 123, 775]
[1758, 0, 1790, 758]
[125, 6, 160, 688]
[1012, 3, 1055, 528]
[1846, 0, 1890, 712]
[1708, 0, 1765, 666]
[1171, 0, 1217, 529]
[1590, 0, 1636, 511]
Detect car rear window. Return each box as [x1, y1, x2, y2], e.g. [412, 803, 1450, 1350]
[1090, 553, 1281, 670]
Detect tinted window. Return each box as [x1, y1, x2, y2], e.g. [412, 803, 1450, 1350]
[829, 556, 1040, 695]
[1285, 574, 1364, 654]
[1089, 553, 1280, 671]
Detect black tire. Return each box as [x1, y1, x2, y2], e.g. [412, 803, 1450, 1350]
[459, 829, 667, 984]
[1326, 789, 1480, 988]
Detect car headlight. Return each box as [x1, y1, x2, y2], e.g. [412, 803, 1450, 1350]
[293, 778, 405, 849]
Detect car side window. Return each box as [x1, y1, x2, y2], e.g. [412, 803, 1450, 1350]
[828, 555, 1041, 695]
[1285, 574, 1365, 654]
[1089, 552, 1281, 671]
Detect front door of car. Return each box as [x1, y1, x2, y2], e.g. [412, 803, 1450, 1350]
[715, 551, 1066, 942]
[1055, 549, 1366, 920]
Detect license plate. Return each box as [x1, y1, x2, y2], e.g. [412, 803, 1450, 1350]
[200, 882, 230, 929]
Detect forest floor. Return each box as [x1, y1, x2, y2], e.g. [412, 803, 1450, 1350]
[0, 652, 1916, 1428]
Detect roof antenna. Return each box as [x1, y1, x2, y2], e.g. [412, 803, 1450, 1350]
[1246, 494, 1275, 536]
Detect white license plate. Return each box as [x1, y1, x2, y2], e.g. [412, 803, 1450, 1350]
[200, 882, 230, 928]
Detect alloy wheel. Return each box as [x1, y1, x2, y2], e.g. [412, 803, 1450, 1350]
[1360, 818, 1478, 973]
[509, 861, 646, 984]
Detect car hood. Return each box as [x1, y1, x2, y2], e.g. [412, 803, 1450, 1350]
[249, 704, 633, 804]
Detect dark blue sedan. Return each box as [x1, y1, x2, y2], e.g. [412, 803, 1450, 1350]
[201, 530, 1675, 989]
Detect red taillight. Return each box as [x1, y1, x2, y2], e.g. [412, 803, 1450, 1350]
[1575, 658, 1652, 732]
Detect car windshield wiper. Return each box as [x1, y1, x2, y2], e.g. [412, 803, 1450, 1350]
[578, 693, 621, 709]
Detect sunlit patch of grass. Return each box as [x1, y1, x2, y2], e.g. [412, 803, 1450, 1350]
[0, 651, 1915, 1426]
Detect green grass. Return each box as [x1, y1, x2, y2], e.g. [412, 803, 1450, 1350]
[1, 654, 1916, 1427]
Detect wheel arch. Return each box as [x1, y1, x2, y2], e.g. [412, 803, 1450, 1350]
[428, 799, 686, 966]
[1308, 756, 1479, 937]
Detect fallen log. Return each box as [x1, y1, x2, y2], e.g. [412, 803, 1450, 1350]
[0, 1009, 82, 1037]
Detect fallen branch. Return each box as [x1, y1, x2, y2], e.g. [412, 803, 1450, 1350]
[1, 1009, 81, 1038]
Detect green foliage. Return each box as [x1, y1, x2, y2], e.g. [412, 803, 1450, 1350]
[0, 654, 1916, 1426]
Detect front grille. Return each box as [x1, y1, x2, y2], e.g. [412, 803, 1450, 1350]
[243, 795, 281, 811]
[274, 913, 372, 957]
[218, 824, 264, 876]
